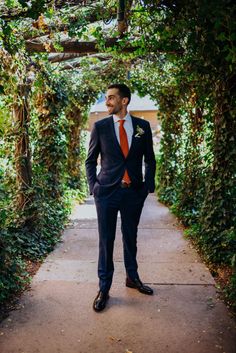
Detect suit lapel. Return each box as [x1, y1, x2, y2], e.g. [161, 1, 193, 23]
[127, 116, 138, 157]
[108, 116, 124, 157]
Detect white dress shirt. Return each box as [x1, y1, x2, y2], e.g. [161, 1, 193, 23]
[113, 113, 133, 148]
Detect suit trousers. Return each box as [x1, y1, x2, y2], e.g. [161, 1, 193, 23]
[94, 185, 148, 293]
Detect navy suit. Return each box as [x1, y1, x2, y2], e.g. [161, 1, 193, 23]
[86, 115, 156, 292]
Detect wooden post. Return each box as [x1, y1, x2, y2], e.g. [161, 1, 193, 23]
[117, 0, 127, 35]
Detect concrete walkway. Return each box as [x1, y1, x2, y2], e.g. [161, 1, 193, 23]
[0, 195, 235, 353]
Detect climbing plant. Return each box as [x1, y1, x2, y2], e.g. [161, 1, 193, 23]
[129, 0, 236, 307]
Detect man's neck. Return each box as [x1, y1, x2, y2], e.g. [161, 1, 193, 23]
[114, 110, 128, 119]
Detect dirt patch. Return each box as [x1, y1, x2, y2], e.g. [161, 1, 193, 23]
[215, 266, 233, 288]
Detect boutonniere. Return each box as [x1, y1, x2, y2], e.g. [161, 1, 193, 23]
[135, 125, 145, 138]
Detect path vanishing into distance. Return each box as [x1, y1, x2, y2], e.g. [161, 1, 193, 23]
[0, 194, 235, 353]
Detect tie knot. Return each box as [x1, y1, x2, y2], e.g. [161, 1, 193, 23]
[118, 119, 125, 126]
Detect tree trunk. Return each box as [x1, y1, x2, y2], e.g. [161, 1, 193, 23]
[67, 107, 83, 188]
[34, 89, 66, 199]
[13, 84, 32, 210]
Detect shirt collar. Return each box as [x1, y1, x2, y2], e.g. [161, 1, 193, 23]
[113, 113, 131, 124]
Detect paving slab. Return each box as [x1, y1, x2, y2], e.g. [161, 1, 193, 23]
[0, 194, 235, 353]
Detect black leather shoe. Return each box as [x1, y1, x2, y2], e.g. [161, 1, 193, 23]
[93, 291, 109, 312]
[126, 277, 153, 295]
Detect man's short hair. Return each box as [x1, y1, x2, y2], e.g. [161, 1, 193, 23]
[108, 83, 131, 104]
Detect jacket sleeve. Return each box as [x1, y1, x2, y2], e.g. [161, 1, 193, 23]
[144, 122, 156, 193]
[85, 123, 100, 195]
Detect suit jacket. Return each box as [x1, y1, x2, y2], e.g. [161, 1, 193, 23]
[85, 115, 156, 198]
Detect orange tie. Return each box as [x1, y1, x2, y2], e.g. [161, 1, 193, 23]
[119, 119, 131, 184]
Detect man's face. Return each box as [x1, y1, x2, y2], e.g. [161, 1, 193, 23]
[105, 88, 127, 115]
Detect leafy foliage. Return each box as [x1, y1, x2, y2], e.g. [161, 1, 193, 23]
[0, 0, 235, 310]
[129, 0, 236, 308]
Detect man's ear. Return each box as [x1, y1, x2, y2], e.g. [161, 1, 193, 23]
[122, 97, 129, 106]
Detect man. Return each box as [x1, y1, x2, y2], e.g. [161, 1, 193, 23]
[85, 83, 156, 312]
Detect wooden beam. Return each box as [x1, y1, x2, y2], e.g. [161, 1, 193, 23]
[25, 38, 136, 53]
[26, 37, 184, 56]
